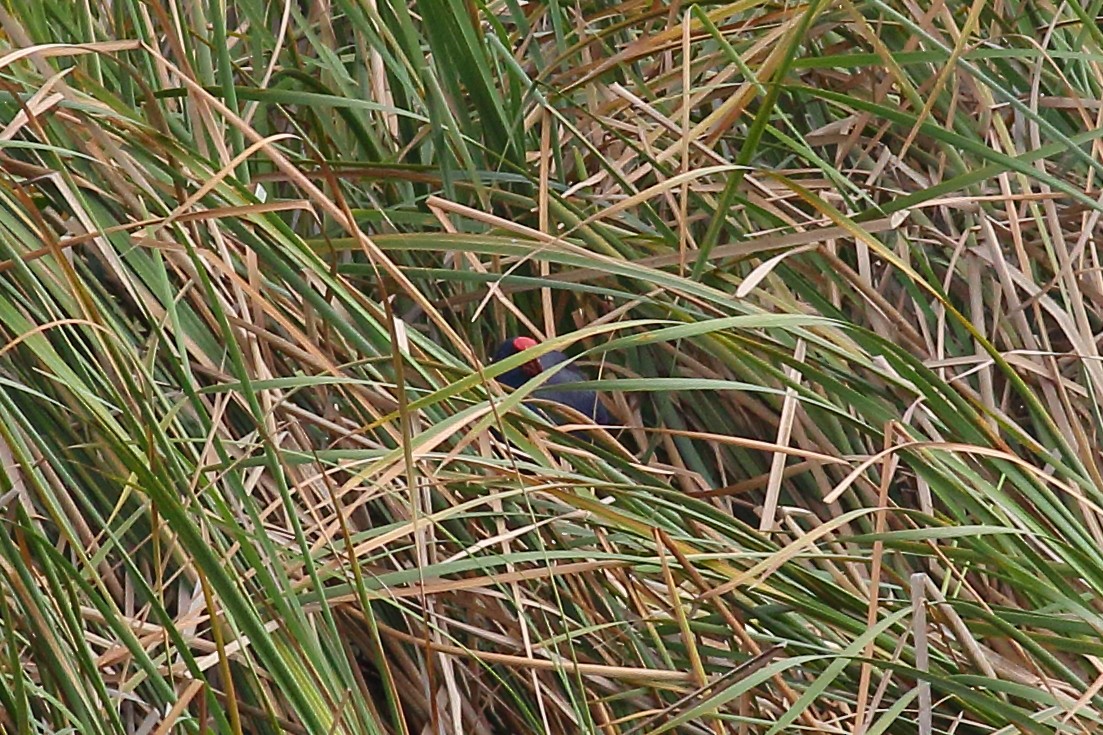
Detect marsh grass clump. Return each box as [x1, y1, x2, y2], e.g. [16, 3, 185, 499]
[0, 2, 1101, 733]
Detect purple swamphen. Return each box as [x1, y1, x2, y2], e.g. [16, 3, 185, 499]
[492, 336, 611, 425]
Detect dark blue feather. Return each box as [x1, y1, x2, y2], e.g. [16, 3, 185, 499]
[492, 338, 611, 425]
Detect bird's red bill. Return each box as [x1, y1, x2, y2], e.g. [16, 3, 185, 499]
[512, 336, 542, 377]
[512, 336, 538, 351]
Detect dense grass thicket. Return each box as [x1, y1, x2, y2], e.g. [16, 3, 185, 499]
[1, 0, 1103, 733]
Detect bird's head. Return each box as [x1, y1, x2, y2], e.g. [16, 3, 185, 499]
[493, 336, 545, 387]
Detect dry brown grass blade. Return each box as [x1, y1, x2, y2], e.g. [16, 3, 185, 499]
[367, 618, 698, 685]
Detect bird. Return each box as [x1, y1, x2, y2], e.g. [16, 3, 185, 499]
[491, 336, 611, 425]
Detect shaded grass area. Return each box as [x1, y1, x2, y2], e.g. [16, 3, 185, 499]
[0, 1, 1102, 733]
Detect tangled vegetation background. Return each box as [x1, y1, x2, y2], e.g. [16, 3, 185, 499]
[1, 0, 1102, 733]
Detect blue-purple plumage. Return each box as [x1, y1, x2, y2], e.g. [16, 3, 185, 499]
[492, 337, 611, 425]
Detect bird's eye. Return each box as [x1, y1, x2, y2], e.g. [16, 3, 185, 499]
[521, 359, 542, 377]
